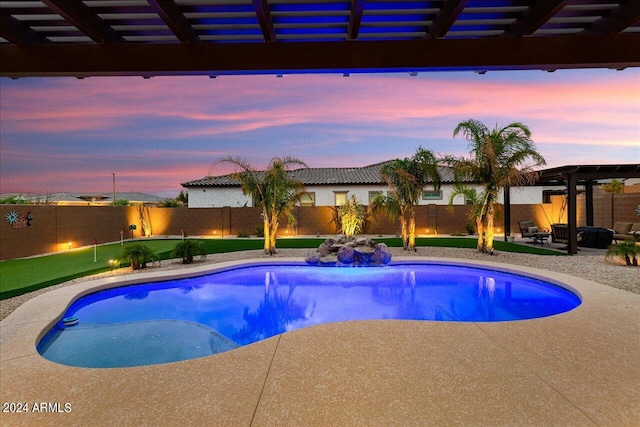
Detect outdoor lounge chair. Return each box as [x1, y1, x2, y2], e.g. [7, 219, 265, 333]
[611, 222, 640, 243]
[551, 224, 569, 245]
[518, 220, 548, 241]
[552, 223, 585, 250]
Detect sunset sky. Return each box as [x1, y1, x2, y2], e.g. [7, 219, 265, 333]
[1, 68, 639, 198]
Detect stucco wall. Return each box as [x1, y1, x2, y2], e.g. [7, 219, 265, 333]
[188, 187, 252, 208]
[187, 184, 555, 208]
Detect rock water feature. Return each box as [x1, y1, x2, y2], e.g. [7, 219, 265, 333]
[305, 235, 392, 266]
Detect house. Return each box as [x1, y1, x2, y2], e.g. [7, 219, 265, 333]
[182, 161, 553, 208]
[0, 192, 165, 206]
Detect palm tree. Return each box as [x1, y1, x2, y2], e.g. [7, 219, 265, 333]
[172, 239, 207, 264]
[118, 243, 160, 270]
[215, 156, 307, 255]
[372, 147, 441, 251]
[445, 119, 546, 253]
[447, 183, 484, 239]
[606, 240, 638, 266]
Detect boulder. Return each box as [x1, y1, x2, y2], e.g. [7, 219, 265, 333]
[318, 255, 337, 266]
[318, 242, 332, 257]
[355, 237, 368, 245]
[357, 245, 375, 254]
[305, 235, 392, 266]
[372, 243, 392, 265]
[337, 245, 355, 264]
[305, 251, 320, 265]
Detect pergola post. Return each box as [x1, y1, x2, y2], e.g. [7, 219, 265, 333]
[585, 181, 594, 226]
[567, 173, 578, 254]
[503, 185, 511, 241]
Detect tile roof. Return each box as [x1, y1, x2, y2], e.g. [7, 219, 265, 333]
[26, 192, 86, 203]
[182, 161, 460, 187]
[100, 192, 165, 203]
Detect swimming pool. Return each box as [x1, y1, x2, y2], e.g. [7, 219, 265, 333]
[38, 261, 581, 368]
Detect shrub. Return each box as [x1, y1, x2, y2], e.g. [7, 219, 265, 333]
[601, 179, 624, 194]
[177, 190, 188, 204]
[237, 231, 250, 238]
[255, 224, 265, 237]
[172, 240, 207, 264]
[0, 196, 26, 204]
[464, 223, 475, 235]
[337, 196, 367, 238]
[118, 243, 160, 270]
[606, 240, 638, 266]
[158, 198, 180, 207]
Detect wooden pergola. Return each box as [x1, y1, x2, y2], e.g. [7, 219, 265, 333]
[504, 164, 640, 254]
[1, 1, 639, 77]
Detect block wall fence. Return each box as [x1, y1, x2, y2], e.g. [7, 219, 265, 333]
[1, 192, 638, 261]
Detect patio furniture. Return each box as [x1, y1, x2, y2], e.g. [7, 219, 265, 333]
[518, 220, 549, 242]
[551, 224, 569, 246]
[611, 222, 640, 243]
[577, 226, 613, 248]
[532, 232, 551, 246]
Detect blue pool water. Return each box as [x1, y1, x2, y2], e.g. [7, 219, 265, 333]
[38, 262, 581, 368]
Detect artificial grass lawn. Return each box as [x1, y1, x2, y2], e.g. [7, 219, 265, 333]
[0, 236, 563, 300]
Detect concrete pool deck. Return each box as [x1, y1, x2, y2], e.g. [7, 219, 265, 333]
[1, 257, 638, 426]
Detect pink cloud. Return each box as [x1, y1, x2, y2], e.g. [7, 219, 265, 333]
[2, 70, 638, 196]
[3, 73, 637, 142]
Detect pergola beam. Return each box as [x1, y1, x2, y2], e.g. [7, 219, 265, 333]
[540, 165, 640, 182]
[2, 34, 638, 77]
[584, 1, 640, 34]
[348, 0, 366, 40]
[427, 0, 470, 39]
[41, 0, 123, 43]
[505, 0, 569, 36]
[252, 0, 276, 42]
[147, 0, 200, 43]
[0, 12, 49, 45]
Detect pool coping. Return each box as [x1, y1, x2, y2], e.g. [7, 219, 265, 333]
[1, 257, 639, 426]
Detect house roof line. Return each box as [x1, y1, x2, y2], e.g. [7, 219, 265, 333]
[182, 161, 460, 188]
